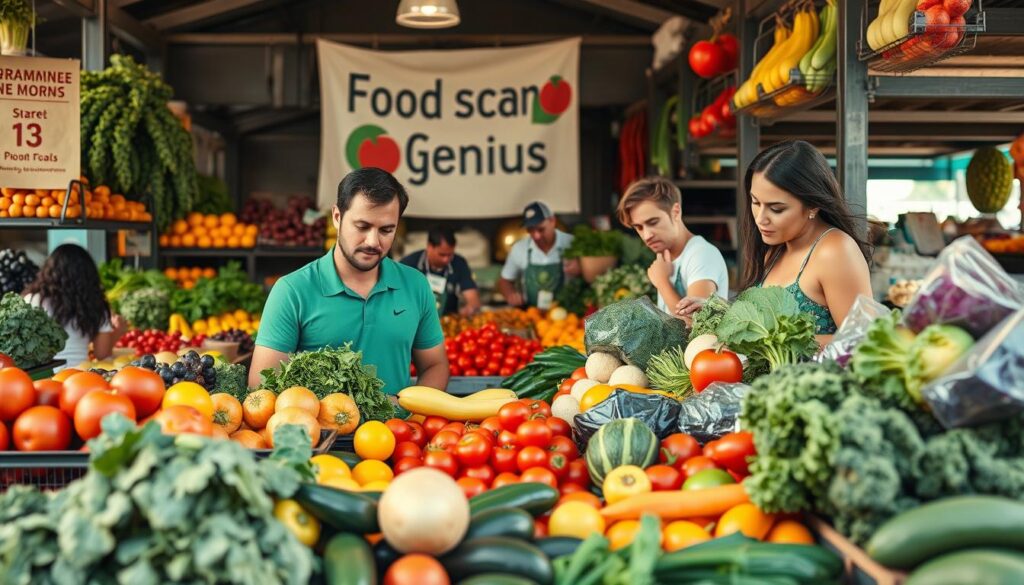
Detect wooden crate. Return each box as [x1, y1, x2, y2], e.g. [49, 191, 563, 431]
[807, 517, 908, 585]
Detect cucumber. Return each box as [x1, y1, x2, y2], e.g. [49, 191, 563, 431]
[534, 537, 581, 559]
[867, 496, 1024, 570]
[329, 450, 362, 469]
[442, 537, 553, 585]
[294, 483, 379, 534]
[469, 483, 559, 517]
[372, 540, 402, 575]
[457, 574, 539, 585]
[323, 533, 376, 585]
[466, 508, 535, 541]
[906, 549, 1024, 585]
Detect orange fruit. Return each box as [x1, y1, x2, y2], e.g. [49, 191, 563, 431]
[245, 225, 258, 237]
[202, 267, 216, 279]
[164, 267, 178, 279]
[187, 212, 203, 226]
[203, 215, 219, 229]
[12, 194, 24, 205]
[23, 205, 36, 218]
[0, 197, 10, 208]
[172, 219, 189, 235]
[9, 204, 23, 218]
[24, 194, 39, 206]
[94, 185, 111, 198]
[765, 520, 814, 544]
[170, 235, 183, 247]
[159, 234, 171, 246]
[227, 236, 241, 248]
[663, 521, 712, 552]
[715, 504, 775, 540]
[220, 213, 237, 227]
[233, 224, 247, 237]
[36, 206, 48, 218]
[41, 196, 54, 207]
[0, 211, 8, 218]
[197, 236, 212, 248]
[48, 205, 62, 218]
[241, 234, 256, 248]
[212, 237, 227, 248]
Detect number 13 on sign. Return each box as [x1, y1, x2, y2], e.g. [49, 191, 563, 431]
[12, 123, 42, 148]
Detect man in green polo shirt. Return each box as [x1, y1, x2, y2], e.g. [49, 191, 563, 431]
[250, 168, 449, 394]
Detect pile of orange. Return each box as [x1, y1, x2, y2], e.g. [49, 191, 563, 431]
[159, 212, 258, 249]
[0, 178, 151, 222]
[164, 266, 217, 289]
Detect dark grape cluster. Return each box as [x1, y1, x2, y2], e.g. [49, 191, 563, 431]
[131, 351, 217, 391]
[0, 249, 39, 294]
[212, 328, 254, 355]
[88, 368, 117, 383]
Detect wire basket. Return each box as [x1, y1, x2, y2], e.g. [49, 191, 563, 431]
[689, 72, 739, 143]
[0, 452, 88, 491]
[858, 0, 986, 73]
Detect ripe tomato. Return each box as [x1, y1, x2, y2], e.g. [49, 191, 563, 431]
[660, 433, 702, 469]
[566, 459, 590, 487]
[424, 447, 459, 477]
[570, 367, 588, 381]
[559, 482, 587, 496]
[523, 399, 552, 419]
[393, 456, 424, 476]
[558, 379, 575, 393]
[162, 382, 215, 421]
[33, 380, 63, 408]
[703, 431, 756, 476]
[0, 367, 37, 422]
[0, 420, 7, 450]
[646, 464, 684, 491]
[440, 421, 465, 436]
[479, 416, 503, 439]
[422, 416, 448, 439]
[490, 444, 520, 474]
[0, 352, 14, 369]
[690, 349, 743, 392]
[385, 419, 412, 444]
[59, 371, 108, 418]
[492, 472, 520, 488]
[521, 467, 558, 489]
[545, 417, 571, 438]
[517, 445, 548, 472]
[430, 430, 461, 452]
[153, 405, 213, 436]
[534, 517, 549, 539]
[497, 430, 519, 448]
[393, 441, 422, 462]
[547, 452, 570, 481]
[498, 401, 530, 432]
[455, 433, 492, 467]
[464, 368, 480, 377]
[460, 465, 495, 487]
[516, 419, 553, 449]
[456, 476, 487, 499]
[13, 406, 71, 451]
[383, 553, 448, 585]
[682, 455, 719, 479]
[109, 366, 164, 418]
[74, 390, 137, 440]
[548, 436, 579, 461]
[406, 421, 426, 447]
[354, 421, 397, 461]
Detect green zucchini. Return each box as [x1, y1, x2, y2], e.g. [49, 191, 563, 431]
[442, 537, 553, 585]
[653, 540, 841, 582]
[906, 549, 1024, 585]
[457, 574, 539, 585]
[867, 496, 1024, 570]
[469, 483, 559, 517]
[372, 540, 402, 575]
[323, 533, 376, 585]
[534, 537, 581, 559]
[466, 508, 535, 541]
[329, 450, 362, 469]
[294, 483, 379, 534]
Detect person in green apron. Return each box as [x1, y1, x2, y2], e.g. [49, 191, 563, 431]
[400, 226, 480, 317]
[498, 201, 579, 310]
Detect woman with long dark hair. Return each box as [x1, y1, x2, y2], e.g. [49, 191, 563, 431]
[677, 140, 872, 342]
[24, 244, 124, 369]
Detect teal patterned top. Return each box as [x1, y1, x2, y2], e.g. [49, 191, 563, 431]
[761, 228, 838, 335]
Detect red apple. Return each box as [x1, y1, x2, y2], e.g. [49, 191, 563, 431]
[357, 136, 401, 173]
[943, 0, 972, 18]
[539, 77, 572, 115]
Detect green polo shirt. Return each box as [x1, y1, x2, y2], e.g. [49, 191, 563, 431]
[255, 251, 444, 394]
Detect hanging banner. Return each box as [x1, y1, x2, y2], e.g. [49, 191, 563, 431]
[317, 38, 580, 218]
[0, 56, 80, 190]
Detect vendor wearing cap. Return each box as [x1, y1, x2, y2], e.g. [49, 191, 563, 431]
[401, 226, 481, 317]
[250, 168, 449, 394]
[497, 201, 580, 309]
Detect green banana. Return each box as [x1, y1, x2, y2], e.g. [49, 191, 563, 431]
[811, 0, 838, 71]
[799, 4, 830, 78]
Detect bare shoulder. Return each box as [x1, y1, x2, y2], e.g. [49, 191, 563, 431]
[814, 229, 865, 263]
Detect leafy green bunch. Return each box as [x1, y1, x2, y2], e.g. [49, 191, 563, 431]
[715, 287, 819, 372]
[563, 225, 623, 259]
[0, 292, 67, 368]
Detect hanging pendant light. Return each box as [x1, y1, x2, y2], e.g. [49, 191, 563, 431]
[396, 0, 460, 29]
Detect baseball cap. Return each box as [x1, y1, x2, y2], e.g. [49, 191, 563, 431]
[522, 201, 553, 228]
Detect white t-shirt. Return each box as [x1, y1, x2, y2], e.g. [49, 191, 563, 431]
[656, 236, 730, 313]
[25, 293, 112, 370]
[500, 230, 575, 281]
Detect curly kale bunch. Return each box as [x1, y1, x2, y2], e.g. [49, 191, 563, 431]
[0, 292, 68, 368]
[120, 286, 171, 331]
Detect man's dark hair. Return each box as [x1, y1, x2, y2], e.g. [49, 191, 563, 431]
[427, 226, 457, 247]
[337, 168, 409, 216]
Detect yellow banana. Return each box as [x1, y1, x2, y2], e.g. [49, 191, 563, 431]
[769, 9, 817, 93]
[736, 24, 791, 108]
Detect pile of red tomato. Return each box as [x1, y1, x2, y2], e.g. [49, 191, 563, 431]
[382, 398, 589, 501]
[652, 430, 756, 488]
[116, 329, 197, 356]
[440, 323, 542, 378]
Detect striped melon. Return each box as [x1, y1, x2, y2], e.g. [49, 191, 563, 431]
[585, 418, 658, 486]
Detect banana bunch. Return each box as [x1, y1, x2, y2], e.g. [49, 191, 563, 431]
[733, 23, 789, 110]
[733, 4, 822, 111]
[799, 0, 837, 94]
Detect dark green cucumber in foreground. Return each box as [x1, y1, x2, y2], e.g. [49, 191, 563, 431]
[443, 537, 553, 585]
[465, 507, 535, 541]
[294, 483, 379, 534]
[534, 537, 582, 559]
[323, 533, 375, 585]
[468, 483, 559, 517]
[906, 549, 1024, 585]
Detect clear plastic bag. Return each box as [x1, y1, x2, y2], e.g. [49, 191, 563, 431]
[676, 382, 752, 444]
[584, 296, 689, 371]
[922, 308, 1024, 429]
[572, 389, 682, 451]
[816, 295, 891, 367]
[902, 236, 1024, 338]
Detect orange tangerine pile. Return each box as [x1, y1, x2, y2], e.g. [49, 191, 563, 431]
[0, 180, 151, 222]
[159, 212, 258, 249]
[164, 266, 217, 289]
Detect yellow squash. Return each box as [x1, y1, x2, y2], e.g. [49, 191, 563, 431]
[397, 385, 517, 422]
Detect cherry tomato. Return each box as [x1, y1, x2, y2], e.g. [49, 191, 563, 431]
[424, 448, 459, 477]
[682, 455, 719, 480]
[456, 356, 473, 370]
[422, 416, 448, 439]
[492, 472, 520, 488]
[521, 467, 558, 489]
[570, 367, 588, 381]
[490, 444, 520, 474]
[498, 367, 514, 377]
[440, 421, 466, 436]
[646, 464, 684, 491]
[558, 379, 575, 393]
[660, 433, 702, 469]
[406, 421, 426, 447]
[547, 452, 570, 481]
[460, 465, 495, 487]
[385, 419, 412, 444]
[559, 482, 588, 496]
[516, 419, 553, 449]
[703, 431, 756, 476]
[393, 456, 424, 476]
[497, 430, 519, 448]
[548, 436, 579, 461]
[565, 459, 590, 487]
[463, 341, 478, 354]
[498, 401, 530, 432]
[393, 441, 422, 462]
[464, 429, 495, 446]
[456, 476, 487, 499]
[464, 368, 480, 377]
[430, 430, 461, 452]
[479, 416, 503, 439]
[455, 433, 493, 468]
[545, 417, 571, 438]
[517, 446, 548, 472]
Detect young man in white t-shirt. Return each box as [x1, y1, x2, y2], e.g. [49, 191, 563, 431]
[617, 177, 728, 323]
